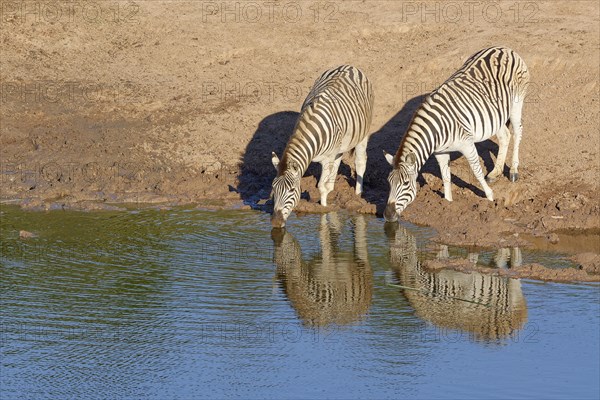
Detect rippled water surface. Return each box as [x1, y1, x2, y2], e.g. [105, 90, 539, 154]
[1, 205, 599, 399]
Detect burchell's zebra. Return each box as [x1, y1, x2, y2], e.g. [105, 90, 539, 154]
[271, 65, 374, 228]
[384, 47, 530, 222]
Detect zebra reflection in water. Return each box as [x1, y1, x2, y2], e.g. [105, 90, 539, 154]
[271, 213, 372, 327]
[385, 224, 527, 341]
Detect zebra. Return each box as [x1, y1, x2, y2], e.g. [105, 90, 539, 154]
[271, 65, 374, 228]
[271, 213, 372, 327]
[384, 47, 530, 222]
[385, 224, 528, 341]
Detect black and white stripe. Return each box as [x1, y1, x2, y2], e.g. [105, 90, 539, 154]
[271, 213, 372, 327]
[384, 46, 530, 222]
[386, 225, 527, 341]
[271, 65, 374, 228]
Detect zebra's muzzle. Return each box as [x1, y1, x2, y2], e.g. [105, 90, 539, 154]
[271, 211, 286, 228]
[383, 203, 399, 222]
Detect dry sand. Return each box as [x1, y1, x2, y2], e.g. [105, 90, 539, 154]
[1, 1, 599, 265]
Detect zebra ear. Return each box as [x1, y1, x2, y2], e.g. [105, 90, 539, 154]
[271, 152, 280, 170]
[383, 151, 394, 166]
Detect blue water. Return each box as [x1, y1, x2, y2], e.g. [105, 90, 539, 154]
[1, 206, 598, 399]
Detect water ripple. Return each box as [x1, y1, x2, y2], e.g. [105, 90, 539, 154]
[1, 206, 598, 399]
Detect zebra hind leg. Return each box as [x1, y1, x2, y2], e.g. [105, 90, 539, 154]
[436, 244, 449, 260]
[486, 125, 511, 183]
[434, 153, 453, 201]
[509, 99, 524, 182]
[318, 155, 342, 207]
[462, 141, 494, 201]
[354, 137, 368, 195]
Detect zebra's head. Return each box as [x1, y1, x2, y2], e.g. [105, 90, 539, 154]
[271, 152, 302, 228]
[384, 151, 418, 222]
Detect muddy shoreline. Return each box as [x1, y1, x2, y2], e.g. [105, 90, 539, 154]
[3, 168, 599, 282]
[2, 164, 598, 248]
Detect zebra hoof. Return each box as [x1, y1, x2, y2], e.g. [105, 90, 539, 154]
[486, 175, 497, 184]
[510, 173, 519, 182]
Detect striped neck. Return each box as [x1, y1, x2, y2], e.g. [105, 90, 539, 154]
[397, 124, 436, 171]
[278, 142, 313, 178]
[277, 118, 318, 177]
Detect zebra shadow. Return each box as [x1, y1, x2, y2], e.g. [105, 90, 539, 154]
[237, 110, 355, 209]
[365, 94, 502, 211]
[237, 111, 298, 207]
[363, 94, 427, 214]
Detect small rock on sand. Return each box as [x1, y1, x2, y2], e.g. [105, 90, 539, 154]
[571, 253, 600, 274]
[19, 230, 36, 239]
[548, 233, 560, 244]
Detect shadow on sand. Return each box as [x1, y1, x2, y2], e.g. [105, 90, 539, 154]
[237, 111, 298, 206]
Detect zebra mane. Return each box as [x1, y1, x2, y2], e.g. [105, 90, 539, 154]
[393, 97, 434, 169]
[277, 98, 325, 177]
[275, 152, 300, 177]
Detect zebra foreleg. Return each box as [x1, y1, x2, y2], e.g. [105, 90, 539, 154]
[434, 153, 453, 201]
[319, 213, 334, 262]
[487, 125, 511, 183]
[509, 100, 524, 182]
[354, 137, 368, 195]
[462, 142, 494, 201]
[353, 214, 368, 263]
[468, 252, 479, 264]
[495, 247, 523, 269]
[319, 155, 342, 207]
